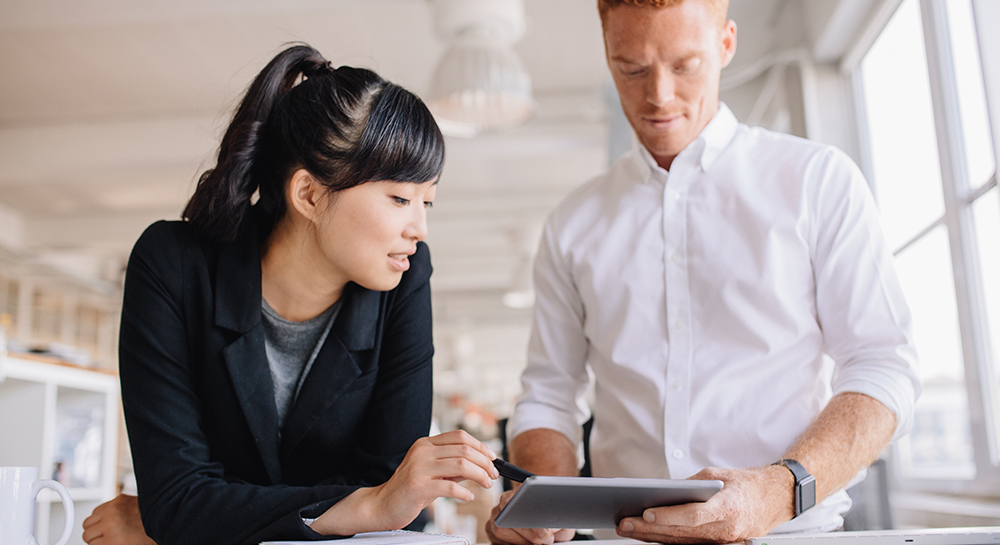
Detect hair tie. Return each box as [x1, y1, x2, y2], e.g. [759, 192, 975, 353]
[305, 59, 334, 78]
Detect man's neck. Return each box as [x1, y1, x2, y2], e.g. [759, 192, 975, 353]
[652, 152, 678, 172]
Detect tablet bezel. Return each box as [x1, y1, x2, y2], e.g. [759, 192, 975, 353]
[494, 475, 724, 529]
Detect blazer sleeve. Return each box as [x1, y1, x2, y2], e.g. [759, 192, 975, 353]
[119, 222, 359, 545]
[348, 241, 434, 486]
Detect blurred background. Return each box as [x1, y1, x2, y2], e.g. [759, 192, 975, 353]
[0, 0, 999, 543]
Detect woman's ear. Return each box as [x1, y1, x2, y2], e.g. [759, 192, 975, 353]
[286, 169, 324, 223]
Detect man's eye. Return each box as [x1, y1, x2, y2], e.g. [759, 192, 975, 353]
[424, 201, 434, 209]
[676, 60, 701, 73]
[393, 196, 410, 206]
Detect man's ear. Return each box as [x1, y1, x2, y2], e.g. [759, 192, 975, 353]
[720, 20, 737, 69]
[286, 169, 324, 223]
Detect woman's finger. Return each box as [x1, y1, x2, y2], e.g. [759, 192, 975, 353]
[432, 443, 500, 480]
[82, 513, 101, 530]
[427, 479, 477, 502]
[427, 430, 497, 459]
[429, 457, 495, 489]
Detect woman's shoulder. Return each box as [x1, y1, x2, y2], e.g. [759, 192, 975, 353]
[127, 221, 212, 281]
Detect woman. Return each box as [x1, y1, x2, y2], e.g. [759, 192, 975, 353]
[81, 44, 498, 545]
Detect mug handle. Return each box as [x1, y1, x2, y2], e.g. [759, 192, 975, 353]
[31, 479, 75, 545]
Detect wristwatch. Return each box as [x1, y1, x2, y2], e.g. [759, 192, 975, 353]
[774, 459, 816, 518]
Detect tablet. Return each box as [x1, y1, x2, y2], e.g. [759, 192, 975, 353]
[494, 475, 724, 529]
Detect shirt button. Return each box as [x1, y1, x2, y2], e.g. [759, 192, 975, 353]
[671, 381, 681, 391]
[673, 449, 684, 460]
[667, 189, 681, 201]
[672, 320, 686, 331]
[670, 252, 682, 264]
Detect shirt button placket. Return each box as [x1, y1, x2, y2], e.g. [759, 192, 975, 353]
[661, 165, 691, 479]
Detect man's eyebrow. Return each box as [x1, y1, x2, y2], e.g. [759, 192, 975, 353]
[609, 55, 643, 64]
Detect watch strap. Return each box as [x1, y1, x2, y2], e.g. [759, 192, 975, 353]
[774, 459, 816, 518]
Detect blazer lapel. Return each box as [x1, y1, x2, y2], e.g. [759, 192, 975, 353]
[279, 283, 381, 458]
[215, 231, 283, 484]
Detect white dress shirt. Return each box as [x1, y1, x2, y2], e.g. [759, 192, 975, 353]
[508, 104, 921, 533]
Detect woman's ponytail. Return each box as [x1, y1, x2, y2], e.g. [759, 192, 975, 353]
[182, 45, 331, 244]
[183, 43, 444, 245]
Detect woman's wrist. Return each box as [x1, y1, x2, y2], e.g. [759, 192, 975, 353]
[310, 486, 384, 536]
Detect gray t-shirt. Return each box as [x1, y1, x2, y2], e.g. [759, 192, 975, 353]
[261, 298, 341, 430]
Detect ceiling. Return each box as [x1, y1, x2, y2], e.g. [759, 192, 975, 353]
[0, 0, 874, 410]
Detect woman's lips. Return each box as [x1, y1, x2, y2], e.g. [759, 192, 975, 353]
[388, 253, 411, 272]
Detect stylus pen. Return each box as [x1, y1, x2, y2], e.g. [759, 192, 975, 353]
[493, 458, 535, 483]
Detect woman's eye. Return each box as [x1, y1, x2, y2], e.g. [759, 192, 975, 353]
[424, 201, 434, 209]
[393, 196, 410, 206]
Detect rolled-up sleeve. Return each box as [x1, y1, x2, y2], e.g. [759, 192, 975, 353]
[809, 148, 922, 440]
[507, 219, 592, 452]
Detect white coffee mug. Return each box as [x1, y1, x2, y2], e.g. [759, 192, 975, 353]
[0, 467, 74, 545]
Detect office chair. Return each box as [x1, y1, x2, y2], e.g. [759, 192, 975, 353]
[843, 459, 894, 531]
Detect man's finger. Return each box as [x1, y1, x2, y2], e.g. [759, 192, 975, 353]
[641, 501, 715, 528]
[486, 521, 538, 545]
[552, 528, 575, 542]
[619, 516, 740, 544]
[513, 526, 556, 545]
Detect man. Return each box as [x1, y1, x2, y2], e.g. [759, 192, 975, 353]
[486, 0, 920, 543]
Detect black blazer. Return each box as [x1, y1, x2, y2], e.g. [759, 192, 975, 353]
[119, 221, 433, 545]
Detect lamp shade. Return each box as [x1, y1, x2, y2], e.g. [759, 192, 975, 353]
[427, 0, 533, 137]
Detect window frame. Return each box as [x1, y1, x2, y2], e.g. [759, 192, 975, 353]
[852, 0, 1000, 496]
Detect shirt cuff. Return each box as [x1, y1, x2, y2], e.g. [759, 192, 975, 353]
[508, 400, 587, 451]
[834, 369, 919, 441]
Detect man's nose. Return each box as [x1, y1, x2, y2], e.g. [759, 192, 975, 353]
[647, 66, 675, 107]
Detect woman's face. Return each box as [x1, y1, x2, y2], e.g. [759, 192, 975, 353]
[315, 179, 437, 292]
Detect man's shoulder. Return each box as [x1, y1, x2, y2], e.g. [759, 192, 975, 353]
[737, 124, 838, 161]
[547, 151, 641, 227]
[729, 124, 862, 186]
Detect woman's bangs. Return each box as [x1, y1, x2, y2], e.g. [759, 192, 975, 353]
[355, 84, 445, 184]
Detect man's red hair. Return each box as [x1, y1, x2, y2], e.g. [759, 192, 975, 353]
[597, 0, 730, 27]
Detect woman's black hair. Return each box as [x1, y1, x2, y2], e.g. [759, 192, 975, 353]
[183, 44, 445, 244]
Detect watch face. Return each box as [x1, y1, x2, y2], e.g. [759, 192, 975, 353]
[799, 476, 817, 514]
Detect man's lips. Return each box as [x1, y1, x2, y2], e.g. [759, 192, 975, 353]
[643, 113, 685, 129]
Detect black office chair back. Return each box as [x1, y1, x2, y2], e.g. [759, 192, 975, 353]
[843, 459, 894, 531]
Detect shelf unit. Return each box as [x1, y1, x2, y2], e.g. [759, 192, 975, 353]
[0, 355, 120, 545]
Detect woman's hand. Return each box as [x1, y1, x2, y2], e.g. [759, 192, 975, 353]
[81, 494, 157, 545]
[311, 430, 500, 536]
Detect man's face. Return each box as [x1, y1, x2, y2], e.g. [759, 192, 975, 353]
[604, 1, 736, 169]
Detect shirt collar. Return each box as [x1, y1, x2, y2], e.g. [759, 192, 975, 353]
[631, 102, 739, 179]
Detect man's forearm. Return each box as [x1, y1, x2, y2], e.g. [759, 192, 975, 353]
[509, 428, 579, 479]
[783, 392, 896, 502]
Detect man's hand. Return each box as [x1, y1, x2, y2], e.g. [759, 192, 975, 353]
[616, 465, 794, 544]
[82, 494, 157, 545]
[485, 490, 575, 545]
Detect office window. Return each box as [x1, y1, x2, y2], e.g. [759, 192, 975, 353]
[857, 0, 999, 492]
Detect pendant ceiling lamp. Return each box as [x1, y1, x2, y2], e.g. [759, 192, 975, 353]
[428, 0, 534, 137]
